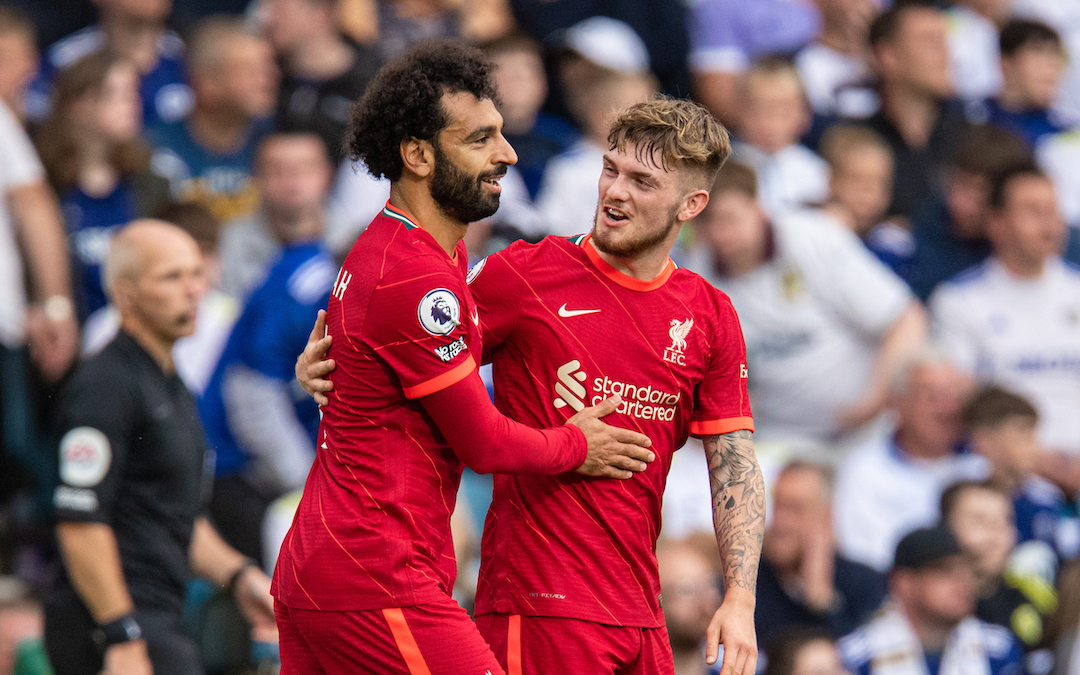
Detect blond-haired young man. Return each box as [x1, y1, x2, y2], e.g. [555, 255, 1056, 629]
[300, 96, 764, 675]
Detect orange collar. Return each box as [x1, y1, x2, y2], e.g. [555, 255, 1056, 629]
[581, 234, 675, 292]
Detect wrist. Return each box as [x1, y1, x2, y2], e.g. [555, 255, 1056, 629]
[93, 612, 142, 647]
[37, 295, 74, 323]
[723, 586, 757, 609]
[225, 558, 258, 595]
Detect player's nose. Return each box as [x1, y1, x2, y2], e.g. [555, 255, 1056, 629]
[493, 133, 517, 167]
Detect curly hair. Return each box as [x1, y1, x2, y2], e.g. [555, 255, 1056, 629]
[608, 96, 730, 190]
[346, 39, 499, 182]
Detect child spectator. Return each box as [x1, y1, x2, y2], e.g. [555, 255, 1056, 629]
[818, 124, 910, 276]
[940, 480, 1058, 654]
[984, 19, 1069, 147]
[536, 69, 655, 237]
[962, 385, 1079, 560]
[36, 53, 170, 320]
[733, 58, 829, 218]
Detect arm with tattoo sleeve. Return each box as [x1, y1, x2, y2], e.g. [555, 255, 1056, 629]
[702, 430, 765, 674]
[706, 430, 765, 594]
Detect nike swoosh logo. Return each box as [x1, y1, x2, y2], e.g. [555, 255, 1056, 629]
[558, 304, 601, 318]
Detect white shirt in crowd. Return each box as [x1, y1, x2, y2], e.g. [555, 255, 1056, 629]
[687, 209, 912, 445]
[1036, 130, 1080, 227]
[733, 143, 830, 219]
[536, 138, 605, 238]
[946, 4, 1002, 104]
[834, 432, 989, 571]
[794, 42, 879, 118]
[0, 100, 46, 349]
[930, 256, 1080, 455]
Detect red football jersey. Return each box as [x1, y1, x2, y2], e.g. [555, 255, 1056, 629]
[472, 234, 753, 628]
[272, 203, 482, 611]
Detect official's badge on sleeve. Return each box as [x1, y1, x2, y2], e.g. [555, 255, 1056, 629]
[59, 426, 112, 487]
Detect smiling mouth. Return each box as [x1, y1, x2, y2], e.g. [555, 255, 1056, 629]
[603, 205, 629, 222]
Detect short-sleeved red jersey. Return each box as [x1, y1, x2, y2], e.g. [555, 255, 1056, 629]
[472, 234, 753, 628]
[272, 203, 481, 611]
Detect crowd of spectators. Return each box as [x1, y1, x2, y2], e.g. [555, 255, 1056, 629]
[0, 0, 1079, 673]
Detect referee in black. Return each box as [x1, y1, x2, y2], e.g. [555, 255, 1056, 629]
[44, 220, 277, 675]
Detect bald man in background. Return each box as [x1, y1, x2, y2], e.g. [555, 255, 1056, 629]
[44, 220, 275, 675]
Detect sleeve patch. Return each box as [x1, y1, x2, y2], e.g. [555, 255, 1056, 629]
[54, 486, 99, 513]
[466, 257, 487, 285]
[418, 288, 461, 336]
[434, 336, 468, 362]
[59, 426, 112, 487]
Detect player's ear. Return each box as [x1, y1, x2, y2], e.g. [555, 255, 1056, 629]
[678, 190, 710, 223]
[400, 137, 435, 179]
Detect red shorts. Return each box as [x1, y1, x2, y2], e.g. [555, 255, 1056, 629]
[475, 613, 674, 675]
[276, 596, 506, 675]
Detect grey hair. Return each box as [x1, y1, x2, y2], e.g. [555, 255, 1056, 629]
[887, 344, 954, 396]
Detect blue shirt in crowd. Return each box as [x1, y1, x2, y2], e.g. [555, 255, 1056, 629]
[62, 182, 138, 319]
[27, 26, 193, 127]
[982, 98, 1066, 148]
[200, 243, 335, 479]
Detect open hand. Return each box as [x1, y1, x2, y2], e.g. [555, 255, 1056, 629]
[568, 396, 654, 479]
[296, 310, 336, 405]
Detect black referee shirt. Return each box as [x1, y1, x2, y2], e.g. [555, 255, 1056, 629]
[53, 331, 209, 616]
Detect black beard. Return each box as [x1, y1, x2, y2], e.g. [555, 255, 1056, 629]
[591, 203, 681, 258]
[431, 142, 504, 224]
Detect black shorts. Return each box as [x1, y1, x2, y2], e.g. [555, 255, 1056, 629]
[44, 588, 203, 675]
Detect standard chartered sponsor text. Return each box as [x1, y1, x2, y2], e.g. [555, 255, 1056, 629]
[592, 375, 680, 421]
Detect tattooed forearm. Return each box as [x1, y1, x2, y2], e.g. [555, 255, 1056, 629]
[704, 430, 765, 595]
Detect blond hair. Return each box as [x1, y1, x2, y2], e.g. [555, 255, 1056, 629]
[819, 124, 892, 170]
[607, 96, 730, 190]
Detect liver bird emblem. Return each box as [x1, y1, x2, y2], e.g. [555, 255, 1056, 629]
[668, 318, 693, 352]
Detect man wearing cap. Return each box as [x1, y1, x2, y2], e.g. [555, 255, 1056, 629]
[839, 526, 1023, 675]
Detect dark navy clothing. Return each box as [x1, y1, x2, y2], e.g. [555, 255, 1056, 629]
[275, 41, 381, 164]
[905, 198, 1080, 301]
[856, 100, 970, 219]
[62, 183, 138, 319]
[200, 243, 334, 479]
[755, 553, 888, 647]
[983, 99, 1065, 148]
[147, 119, 268, 224]
[27, 26, 193, 127]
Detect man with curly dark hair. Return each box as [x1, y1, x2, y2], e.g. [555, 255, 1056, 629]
[270, 39, 655, 674]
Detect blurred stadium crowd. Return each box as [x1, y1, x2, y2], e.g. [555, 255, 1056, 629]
[0, 0, 1079, 673]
